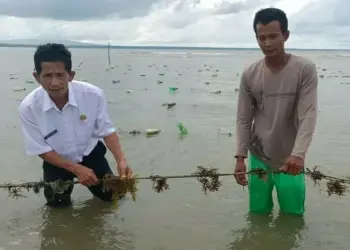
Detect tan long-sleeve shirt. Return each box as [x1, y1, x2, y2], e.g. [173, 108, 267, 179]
[235, 55, 318, 169]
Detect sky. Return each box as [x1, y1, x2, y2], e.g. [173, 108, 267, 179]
[0, 0, 347, 49]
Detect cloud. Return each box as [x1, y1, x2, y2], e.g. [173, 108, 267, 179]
[213, 0, 278, 15]
[124, 0, 259, 46]
[287, 0, 350, 48]
[291, 0, 350, 34]
[0, 0, 161, 21]
[0, 0, 348, 49]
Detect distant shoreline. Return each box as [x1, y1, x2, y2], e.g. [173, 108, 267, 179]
[0, 43, 347, 51]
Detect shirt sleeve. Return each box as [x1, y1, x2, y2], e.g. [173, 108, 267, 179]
[291, 63, 318, 159]
[92, 89, 116, 138]
[18, 104, 53, 155]
[235, 71, 254, 158]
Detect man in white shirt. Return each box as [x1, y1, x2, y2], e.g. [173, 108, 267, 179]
[18, 43, 133, 207]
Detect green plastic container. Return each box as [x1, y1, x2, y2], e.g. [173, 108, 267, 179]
[177, 122, 188, 136]
[168, 87, 178, 93]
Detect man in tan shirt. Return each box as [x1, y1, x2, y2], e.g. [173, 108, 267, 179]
[234, 8, 318, 215]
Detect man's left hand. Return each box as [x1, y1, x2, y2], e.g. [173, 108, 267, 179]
[117, 160, 133, 178]
[279, 155, 304, 175]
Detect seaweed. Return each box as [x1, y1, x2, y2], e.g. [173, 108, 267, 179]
[326, 180, 346, 196]
[192, 165, 222, 194]
[150, 175, 170, 193]
[2, 165, 350, 200]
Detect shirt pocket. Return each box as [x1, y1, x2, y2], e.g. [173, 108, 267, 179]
[42, 127, 65, 154]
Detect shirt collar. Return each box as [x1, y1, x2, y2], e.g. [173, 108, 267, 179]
[42, 83, 78, 112]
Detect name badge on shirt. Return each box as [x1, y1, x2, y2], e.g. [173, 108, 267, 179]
[44, 129, 58, 140]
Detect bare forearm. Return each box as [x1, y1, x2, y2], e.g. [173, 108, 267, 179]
[39, 151, 79, 174]
[236, 156, 245, 164]
[103, 132, 126, 163]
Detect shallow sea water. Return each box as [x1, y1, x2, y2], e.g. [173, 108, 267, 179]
[0, 47, 350, 249]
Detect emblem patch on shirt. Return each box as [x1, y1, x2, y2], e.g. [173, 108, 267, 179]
[80, 114, 87, 121]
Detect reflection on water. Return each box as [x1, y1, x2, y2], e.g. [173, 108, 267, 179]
[229, 213, 306, 250]
[40, 198, 134, 250]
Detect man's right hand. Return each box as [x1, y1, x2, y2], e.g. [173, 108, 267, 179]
[73, 164, 99, 186]
[234, 158, 248, 186]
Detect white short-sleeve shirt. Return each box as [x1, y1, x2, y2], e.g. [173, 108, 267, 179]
[18, 80, 116, 163]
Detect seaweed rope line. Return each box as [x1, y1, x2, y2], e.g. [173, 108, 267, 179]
[1, 167, 349, 189]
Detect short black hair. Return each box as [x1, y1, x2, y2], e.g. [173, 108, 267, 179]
[34, 43, 72, 74]
[253, 8, 288, 33]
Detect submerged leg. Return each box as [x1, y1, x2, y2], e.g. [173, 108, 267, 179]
[248, 154, 275, 214]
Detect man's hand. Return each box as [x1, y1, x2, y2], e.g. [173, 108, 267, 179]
[73, 164, 99, 186]
[234, 158, 248, 186]
[117, 160, 133, 178]
[103, 132, 133, 178]
[279, 155, 304, 175]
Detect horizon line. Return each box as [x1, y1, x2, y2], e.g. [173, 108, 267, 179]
[0, 42, 348, 51]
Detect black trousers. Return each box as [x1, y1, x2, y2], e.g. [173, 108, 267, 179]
[43, 141, 114, 207]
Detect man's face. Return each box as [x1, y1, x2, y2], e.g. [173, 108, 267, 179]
[33, 62, 75, 100]
[255, 21, 289, 58]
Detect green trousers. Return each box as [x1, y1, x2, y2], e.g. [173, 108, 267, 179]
[248, 154, 305, 215]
